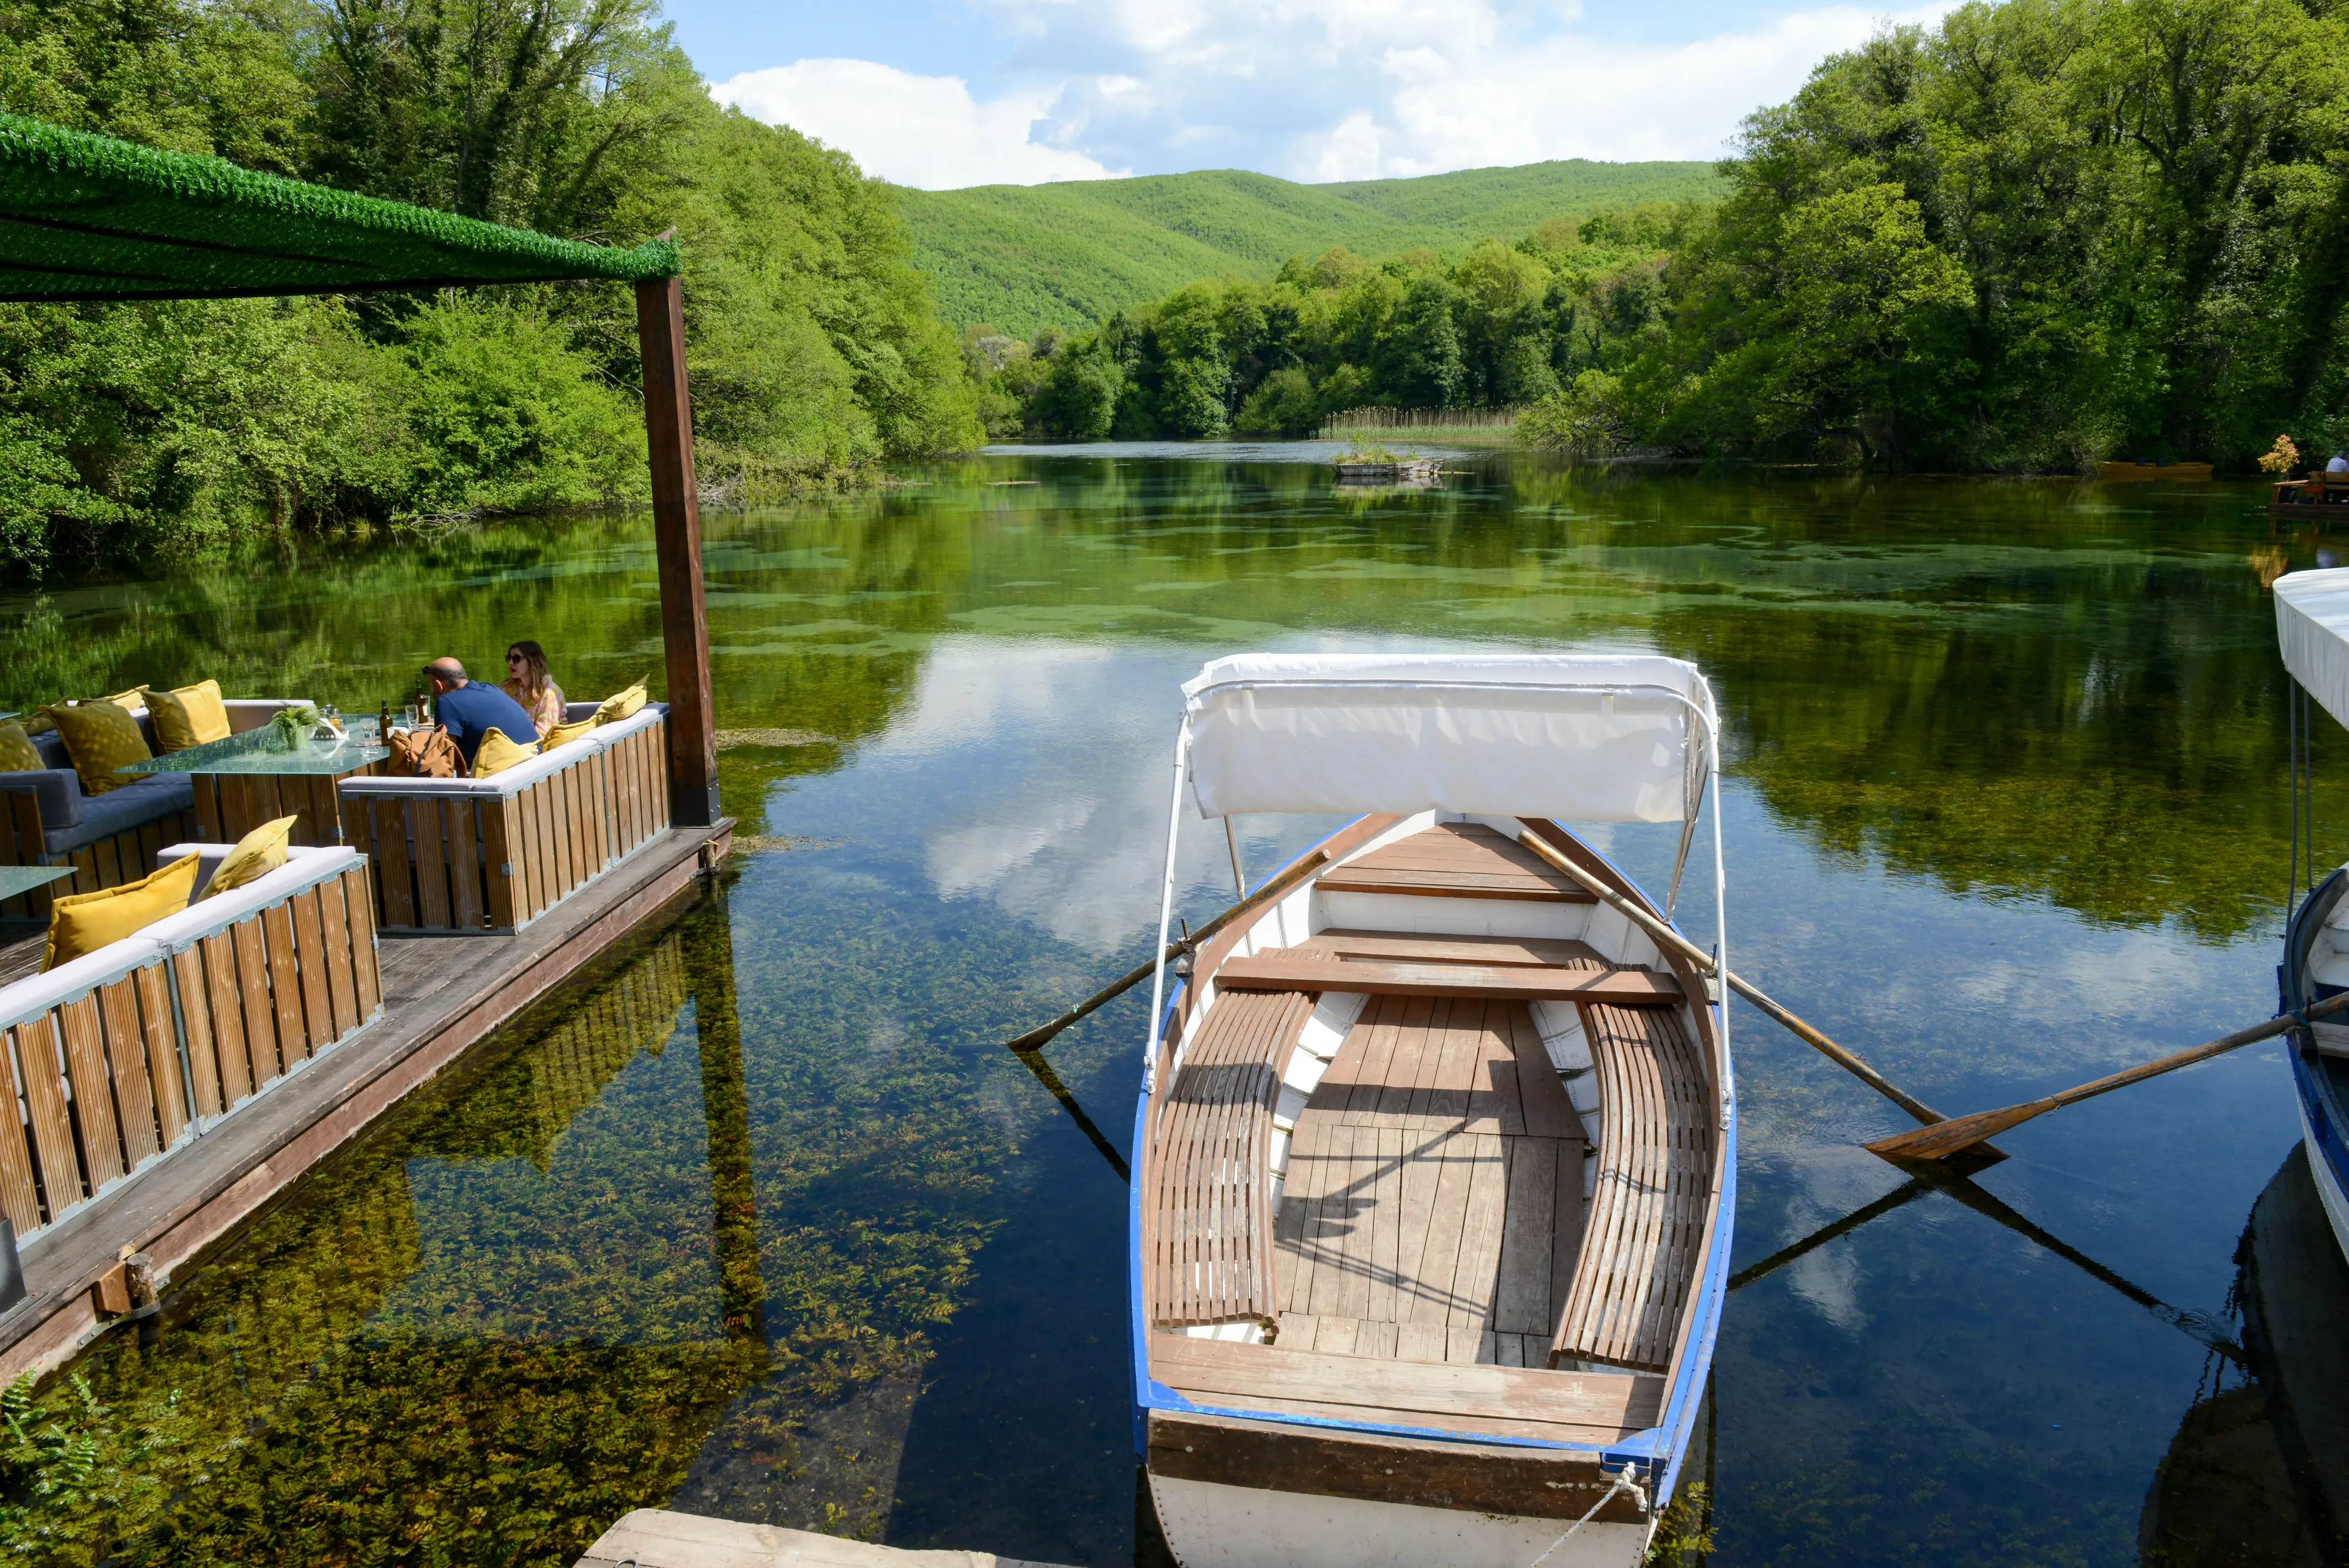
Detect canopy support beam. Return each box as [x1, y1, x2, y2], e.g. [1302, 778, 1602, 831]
[637, 275, 719, 828]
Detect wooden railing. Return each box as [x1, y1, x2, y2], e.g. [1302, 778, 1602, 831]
[0, 847, 381, 1241]
[338, 705, 670, 935]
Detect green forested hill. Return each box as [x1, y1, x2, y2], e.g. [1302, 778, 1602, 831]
[897, 161, 1723, 336]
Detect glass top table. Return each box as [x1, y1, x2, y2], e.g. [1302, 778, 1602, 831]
[117, 716, 388, 778]
[117, 716, 390, 847]
[0, 864, 75, 901]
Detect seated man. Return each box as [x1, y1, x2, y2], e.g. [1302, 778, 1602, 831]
[425, 657, 538, 768]
[2330, 451, 2348, 475]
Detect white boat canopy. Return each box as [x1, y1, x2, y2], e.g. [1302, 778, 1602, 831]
[1181, 651, 1719, 824]
[2277, 568, 2349, 732]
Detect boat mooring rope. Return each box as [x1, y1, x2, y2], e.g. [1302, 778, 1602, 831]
[1527, 1464, 1650, 1567]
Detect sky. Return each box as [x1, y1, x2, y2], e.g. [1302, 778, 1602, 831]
[672, 0, 1952, 192]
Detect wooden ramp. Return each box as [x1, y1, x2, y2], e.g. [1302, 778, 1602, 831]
[576, 1509, 1076, 1568]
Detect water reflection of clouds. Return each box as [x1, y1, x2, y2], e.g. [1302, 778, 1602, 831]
[863, 638, 1225, 952]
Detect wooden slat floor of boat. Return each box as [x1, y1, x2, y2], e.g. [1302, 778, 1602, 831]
[1316, 820, 1595, 903]
[1152, 1329, 1660, 1446]
[1150, 987, 1316, 1328]
[1266, 994, 1588, 1373]
[1553, 998, 1712, 1374]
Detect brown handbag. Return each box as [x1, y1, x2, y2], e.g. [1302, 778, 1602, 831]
[388, 726, 463, 779]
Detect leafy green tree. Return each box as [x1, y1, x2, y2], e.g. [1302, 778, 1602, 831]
[1234, 365, 1319, 436]
[1376, 273, 1467, 407]
[0, 0, 984, 573]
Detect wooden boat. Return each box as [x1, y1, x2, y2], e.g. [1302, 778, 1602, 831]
[1130, 653, 1733, 1568]
[1335, 458, 1441, 483]
[2269, 472, 2349, 519]
[2098, 459, 2213, 482]
[2273, 571, 2349, 1264]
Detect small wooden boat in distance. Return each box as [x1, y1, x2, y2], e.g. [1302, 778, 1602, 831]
[1130, 652, 1734, 1567]
[2099, 459, 2213, 482]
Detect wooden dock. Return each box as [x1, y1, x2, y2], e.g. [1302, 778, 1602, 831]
[0, 816, 732, 1383]
[574, 1510, 1078, 1568]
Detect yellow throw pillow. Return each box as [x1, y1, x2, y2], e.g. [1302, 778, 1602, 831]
[472, 727, 536, 778]
[143, 679, 232, 752]
[43, 852, 199, 970]
[593, 680, 648, 724]
[0, 722, 41, 772]
[538, 716, 597, 752]
[21, 688, 140, 737]
[202, 814, 295, 901]
[43, 699, 153, 797]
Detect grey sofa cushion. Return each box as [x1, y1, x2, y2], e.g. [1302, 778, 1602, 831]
[0, 767, 81, 830]
[39, 773, 192, 856]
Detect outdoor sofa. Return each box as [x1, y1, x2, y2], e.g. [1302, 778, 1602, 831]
[0, 699, 314, 918]
[338, 702, 670, 935]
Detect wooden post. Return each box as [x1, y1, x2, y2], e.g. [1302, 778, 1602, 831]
[636, 273, 720, 828]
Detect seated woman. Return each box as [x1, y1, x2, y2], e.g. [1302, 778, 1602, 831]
[500, 641, 566, 735]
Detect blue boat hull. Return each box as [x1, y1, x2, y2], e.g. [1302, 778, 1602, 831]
[2278, 868, 2349, 1265]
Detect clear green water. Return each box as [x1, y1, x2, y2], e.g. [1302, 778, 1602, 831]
[1, 451, 2340, 1565]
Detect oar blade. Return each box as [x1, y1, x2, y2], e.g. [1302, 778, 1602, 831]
[1866, 1099, 2055, 1161]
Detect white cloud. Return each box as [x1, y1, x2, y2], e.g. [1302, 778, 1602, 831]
[708, 59, 1123, 188]
[962, 0, 1954, 180]
[1310, 5, 1956, 175]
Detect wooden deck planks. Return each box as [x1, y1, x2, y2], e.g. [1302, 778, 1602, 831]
[1271, 994, 1576, 1364]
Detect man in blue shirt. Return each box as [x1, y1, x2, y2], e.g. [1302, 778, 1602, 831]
[425, 657, 538, 767]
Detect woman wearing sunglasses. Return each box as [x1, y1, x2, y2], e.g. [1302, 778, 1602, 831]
[499, 640, 566, 736]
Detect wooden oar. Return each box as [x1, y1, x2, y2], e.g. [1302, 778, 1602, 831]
[1001, 847, 1332, 1052]
[1513, 830, 1954, 1131]
[1866, 989, 2349, 1161]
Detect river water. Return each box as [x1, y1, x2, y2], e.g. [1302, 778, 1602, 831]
[2, 448, 2339, 1565]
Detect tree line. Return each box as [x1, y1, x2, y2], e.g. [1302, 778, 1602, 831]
[977, 0, 2349, 472]
[0, 0, 982, 576]
[965, 205, 1688, 442]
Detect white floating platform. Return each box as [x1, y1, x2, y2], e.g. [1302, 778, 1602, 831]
[573, 1510, 1078, 1568]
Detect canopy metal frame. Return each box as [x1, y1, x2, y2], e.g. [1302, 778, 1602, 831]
[1140, 675, 1730, 1091]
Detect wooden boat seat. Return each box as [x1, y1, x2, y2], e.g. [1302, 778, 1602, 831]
[1217, 952, 1680, 1005]
[1151, 1331, 1661, 1446]
[1149, 987, 1317, 1328]
[1317, 821, 1596, 903]
[1552, 998, 1712, 1373]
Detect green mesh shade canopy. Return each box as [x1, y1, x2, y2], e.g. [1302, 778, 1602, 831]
[0, 111, 677, 302]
